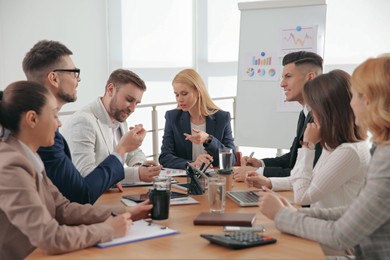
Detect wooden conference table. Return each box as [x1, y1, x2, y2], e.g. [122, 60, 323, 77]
[27, 180, 324, 259]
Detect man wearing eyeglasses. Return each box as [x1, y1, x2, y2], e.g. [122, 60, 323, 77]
[22, 40, 145, 204]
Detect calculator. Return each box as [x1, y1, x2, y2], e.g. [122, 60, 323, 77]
[200, 232, 277, 249]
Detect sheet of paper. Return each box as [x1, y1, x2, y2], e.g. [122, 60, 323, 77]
[121, 178, 178, 187]
[121, 197, 199, 207]
[96, 219, 178, 248]
[170, 196, 199, 206]
[160, 168, 187, 177]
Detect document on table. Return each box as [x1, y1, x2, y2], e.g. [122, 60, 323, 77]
[121, 196, 199, 207]
[160, 168, 187, 177]
[96, 219, 179, 248]
[160, 168, 213, 177]
[121, 177, 178, 187]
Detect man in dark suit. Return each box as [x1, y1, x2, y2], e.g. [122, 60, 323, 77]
[22, 40, 145, 204]
[234, 51, 323, 180]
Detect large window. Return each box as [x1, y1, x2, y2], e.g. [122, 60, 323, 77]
[109, 0, 244, 158]
[108, 0, 388, 159]
[121, 0, 193, 68]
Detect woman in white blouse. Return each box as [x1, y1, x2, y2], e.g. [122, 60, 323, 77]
[246, 70, 370, 208]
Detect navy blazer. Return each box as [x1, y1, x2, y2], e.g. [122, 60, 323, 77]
[159, 109, 236, 169]
[262, 111, 322, 178]
[37, 131, 124, 204]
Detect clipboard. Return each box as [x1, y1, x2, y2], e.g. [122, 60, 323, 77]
[96, 219, 179, 248]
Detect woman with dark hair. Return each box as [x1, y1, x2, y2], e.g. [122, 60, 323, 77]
[258, 55, 390, 259]
[245, 70, 370, 209]
[0, 81, 151, 258]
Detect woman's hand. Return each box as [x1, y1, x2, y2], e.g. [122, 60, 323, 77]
[233, 166, 257, 182]
[258, 187, 296, 220]
[303, 122, 321, 145]
[105, 212, 133, 238]
[192, 154, 213, 168]
[184, 128, 209, 145]
[245, 171, 272, 188]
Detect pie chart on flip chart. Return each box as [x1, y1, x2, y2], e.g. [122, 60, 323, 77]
[246, 67, 255, 77]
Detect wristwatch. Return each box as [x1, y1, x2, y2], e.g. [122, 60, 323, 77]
[203, 135, 213, 147]
[300, 141, 315, 150]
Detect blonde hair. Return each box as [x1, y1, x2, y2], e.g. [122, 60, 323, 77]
[173, 69, 220, 116]
[351, 54, 390, 145]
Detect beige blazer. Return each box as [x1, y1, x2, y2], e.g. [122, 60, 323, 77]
[62, 98, 146, 182]
[0, 136, 124, 258]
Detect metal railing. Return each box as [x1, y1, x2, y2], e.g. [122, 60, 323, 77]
[59, 96, 237, 162]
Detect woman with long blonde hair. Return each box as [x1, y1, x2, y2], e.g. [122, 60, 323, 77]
[159, 68, 236, 169]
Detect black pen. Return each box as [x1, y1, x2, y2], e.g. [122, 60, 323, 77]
[203, 161, 213, 173]
[199, 162, 206, 172]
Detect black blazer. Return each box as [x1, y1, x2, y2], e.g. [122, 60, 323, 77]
[159, 109, 236, 169]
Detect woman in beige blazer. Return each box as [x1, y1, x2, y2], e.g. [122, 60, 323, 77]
[0, 81, 152, 259]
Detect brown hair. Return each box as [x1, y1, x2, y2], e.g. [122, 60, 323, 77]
[105, 69, 146, 92]
[351, 54, 390, 145]
[22, 40, 73, 84]
[0, 81, 50, 134]
[304, 69, 365, 150]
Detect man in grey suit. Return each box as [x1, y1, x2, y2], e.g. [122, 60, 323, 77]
[62, 69, 161, 183]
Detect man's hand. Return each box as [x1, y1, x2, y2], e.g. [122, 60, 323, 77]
[241, 156, 262, 167]
[115, 183, 124, 192]
[126, 200, 153, 221]
[138, 164, 162, 182]
[115, 124, 146, 157]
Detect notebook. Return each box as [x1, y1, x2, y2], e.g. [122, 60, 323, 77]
[193, 212, 256, 227]
[96, 219, 178, 248]
[227, 190, 260, 207]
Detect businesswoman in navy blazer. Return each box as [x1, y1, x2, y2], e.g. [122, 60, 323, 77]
[159, 69, 236, 169]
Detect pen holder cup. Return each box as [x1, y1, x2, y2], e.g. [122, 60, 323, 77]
[186, 173, 206, 195]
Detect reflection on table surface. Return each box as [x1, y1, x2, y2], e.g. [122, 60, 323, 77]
[27, 179, 324, 259]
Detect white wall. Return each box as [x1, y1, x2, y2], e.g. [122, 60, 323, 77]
[0, 0, 110, 112]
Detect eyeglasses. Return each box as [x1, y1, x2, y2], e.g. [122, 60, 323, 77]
[53, 68, 80, 78]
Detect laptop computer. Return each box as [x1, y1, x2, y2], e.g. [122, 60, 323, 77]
[227, 190, 259, 207]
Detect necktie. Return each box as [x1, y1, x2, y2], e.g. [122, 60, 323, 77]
[296, 110, 306, 138]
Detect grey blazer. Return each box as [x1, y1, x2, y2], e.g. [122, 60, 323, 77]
[62, 98, 146, 181]
[275, 144, 390, 259]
